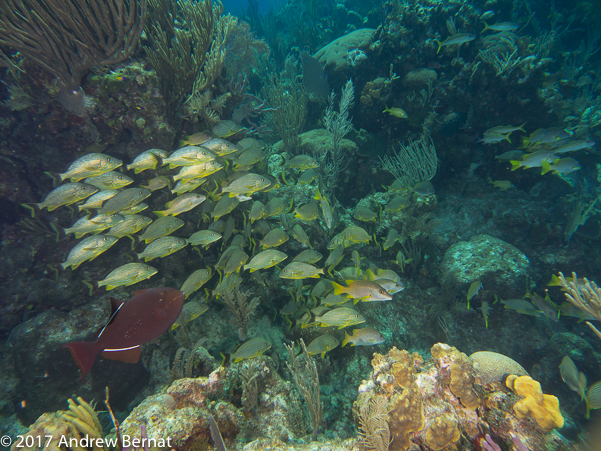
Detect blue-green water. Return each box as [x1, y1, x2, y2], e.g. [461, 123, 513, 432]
[0, 0, 600, 450]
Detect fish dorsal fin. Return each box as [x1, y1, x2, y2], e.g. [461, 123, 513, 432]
[97, 297, 125, 339]
[101, 345, 141, 363]
[365, 269, 376, 281]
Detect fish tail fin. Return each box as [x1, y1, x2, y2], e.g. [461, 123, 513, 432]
[548, 274, 561, 286]
[518, 121, 527, 133]
[541, 161, 552, 175]
[504, 135, 512, 143]
[332, 281, 345, 296]
[153, 155, 164, 170]
[314, 188, 322, 201]
[82, 279, 98, 296]
[21, 203, 40, 218]
[124, 234, 140, 250]
[63, 341, 100, 379]
[510, 160, 521, 171]
[342, 331, 351, 348]
[482, 21, 489, 31]
[44, 171, 62, 187]
[153, 210, 167, 217]
[220, 352, 231, 367]
[49, 222, 66, 242]
[47, 263, 62, 280]
[435, 40, 442, 53]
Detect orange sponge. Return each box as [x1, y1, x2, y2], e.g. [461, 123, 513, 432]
[506, 375, 564, 431]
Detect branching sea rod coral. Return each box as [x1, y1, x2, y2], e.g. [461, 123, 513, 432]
[284, 339, 321, 442]
[0, 0, 147, 92]
[264, 73, 308, 154]
[380, 132, 438, 189]
[143, 0, 234, 119]
[558, 272, 601, 340]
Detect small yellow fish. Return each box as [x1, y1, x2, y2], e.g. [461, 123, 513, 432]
[327, 225, 370, 249]
[126, 148, 168, 173]
[280, 262, 324, 279]
[179, 132, 212, 147]
[559, 356, 587, 401]
[106, 214, 152, 238]
[60, 235, 119, 270]
[342, 327, 385, 347]
[171, 177, 207, 194]
[230, 337, 272, 362]
[119, 202, 149, 215]
[173, 161, 223, 184]
[162, 146, 216, 169]
[467, 280, 483, 309]
[99, 188, 151, 215]
[332, 280, 392, 303]
[85, 263, 157, 294]
[306, 334, 339, 358]
[180, 268, 213, 299]
[353, 206, 377, 222]
[259, 228, 289, 249]
[294, 202, 320, 221]
[84, 171, 133, 190]
[249, 201, 265, 223]
[382, 228, 399, 250]
[52, 153, 123, 183]
[171, 300, 209, 329]
[244, 249, 288, 273]
[310, 307, 366, 329]
[222, 173, 271, 197]
[211, 196, 240, 221]
[234, 148, 266, 169]
[22, 183, 99, 217]
[136, 236, 187, 261]
[224, 248, 249, 275]
[264, 198, 287, 217]
[292, 249, 323, 264]
[298, 168, 319, 185]
[383, 105, 408, 119]
[141, 176, 171, 191]
[291, 224, 311, 248]
[202, 138, 239, 157]
[153, 193, 206, 217]
[287, 155, 319, 171]
[57, 213, 124, 239]
[386, 195, 409, 213]
[77, 189, 120, 212]
[138, 216, 185, 244]
[212, 119, 245, 138]
[314, 189, 333, 230]
[489, 180, 514, 191]
[187, 230, 222, 248]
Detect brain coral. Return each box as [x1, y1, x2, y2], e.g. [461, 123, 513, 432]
[314, 28, 376, 71]
[469, 351, 529, 384]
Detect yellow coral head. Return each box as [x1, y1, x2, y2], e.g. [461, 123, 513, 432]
[509, 375, 564, 431]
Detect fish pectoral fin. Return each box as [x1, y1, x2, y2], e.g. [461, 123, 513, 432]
[101, 345, 141, 363]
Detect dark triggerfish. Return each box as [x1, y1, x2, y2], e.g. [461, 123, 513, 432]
[64, 287, 184, 379]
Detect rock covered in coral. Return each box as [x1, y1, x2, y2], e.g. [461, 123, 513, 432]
[273, 129, 357, 157]
[440, 234, 529, 298]
[469, 351, 529, 384]
[120, 369, 237, 451]
[354, 343, 575, 451]
[314, 29, 376, 71]
[120, 357, 307, 450]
